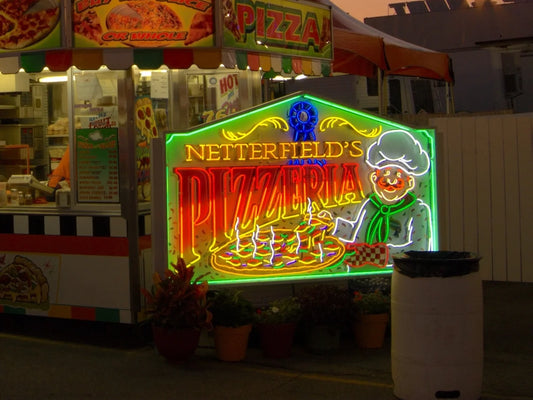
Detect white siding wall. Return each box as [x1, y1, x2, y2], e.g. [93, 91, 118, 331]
[431, 113, 533, 282]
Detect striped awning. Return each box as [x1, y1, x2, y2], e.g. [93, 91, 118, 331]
[0, 48, 331, 76]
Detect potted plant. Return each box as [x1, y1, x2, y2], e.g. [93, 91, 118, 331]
[208, 288, 256, 361]
[298, 284, 352, 353]
[352, 290, 390, 349]
[256, 296, 301, 358]
[141, 258, 211, 362]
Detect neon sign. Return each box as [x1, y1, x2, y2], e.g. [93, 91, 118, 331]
[165, 94, 437, 283]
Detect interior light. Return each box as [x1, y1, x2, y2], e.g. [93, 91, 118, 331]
[39, 75, 68, 83]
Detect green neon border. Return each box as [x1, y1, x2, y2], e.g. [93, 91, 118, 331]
[165, 93, 439, 284]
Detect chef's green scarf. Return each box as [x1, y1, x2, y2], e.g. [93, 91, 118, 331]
[366, 192, 417, 244]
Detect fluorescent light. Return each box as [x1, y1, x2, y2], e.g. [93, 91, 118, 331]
[39, 75, 67, 83]
[271, 74, 308, 81]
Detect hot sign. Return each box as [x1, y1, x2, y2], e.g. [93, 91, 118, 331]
[165, 94, 437, 283]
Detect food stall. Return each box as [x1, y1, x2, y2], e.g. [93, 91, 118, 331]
[0, 0, 333, 323]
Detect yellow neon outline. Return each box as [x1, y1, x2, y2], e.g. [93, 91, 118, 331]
[221, 117, 289, 141]
[319, 117, 382, 138]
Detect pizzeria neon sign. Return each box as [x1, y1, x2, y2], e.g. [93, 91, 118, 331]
[164, 94, 438, 284]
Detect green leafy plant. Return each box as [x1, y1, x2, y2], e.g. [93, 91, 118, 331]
[208, 288, 256, 327]
[256, 296, 302, 325]
[298, 284, 352, 327]
[353, 290, 391, 316]
[141, 258, 211, 330]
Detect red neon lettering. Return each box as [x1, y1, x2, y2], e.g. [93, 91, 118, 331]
[173, 168, 211, 261]
[281, 166, 303, 219]
[338, 163, 364, 206]
[172, 164, 363, 259]
[228, 167, 257, 233]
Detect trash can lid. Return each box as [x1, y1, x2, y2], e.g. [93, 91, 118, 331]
[393, 251, 481, 278]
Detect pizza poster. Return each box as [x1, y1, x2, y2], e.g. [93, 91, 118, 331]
[164, 93, 438, 284]
[0, 252, 61, 310]
[76, 128, 120, 203]
[72, 0, 214, 48]
[223, 0, 332, 59]
[0, 0, 61, 52]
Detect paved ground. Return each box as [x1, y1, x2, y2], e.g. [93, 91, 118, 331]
[0, 280, 532, 400]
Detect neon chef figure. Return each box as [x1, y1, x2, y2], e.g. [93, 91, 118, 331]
[332, 129, 433, 263]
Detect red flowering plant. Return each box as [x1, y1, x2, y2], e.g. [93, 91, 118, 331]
[141, 258, 212, 330]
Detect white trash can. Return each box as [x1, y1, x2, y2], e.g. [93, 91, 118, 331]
[391, 251, 483, 400]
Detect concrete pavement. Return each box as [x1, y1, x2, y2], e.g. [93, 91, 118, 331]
[1, 281, 532, 400]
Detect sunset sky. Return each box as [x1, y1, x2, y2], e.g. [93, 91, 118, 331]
[331, 0, 504, 22]
[331, 0, 398, 21]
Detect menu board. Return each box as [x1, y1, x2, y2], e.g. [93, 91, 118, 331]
[76, 128, 119, 203]
[72, 0, 214, 48]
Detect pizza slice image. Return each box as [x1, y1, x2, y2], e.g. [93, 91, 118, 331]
[0, 0, 60, 49]
[185, 6, 213, 46]
[222, 0, 241, 41]
[0, 255, 49, 305]
[135, 97, 158, 143]
[73, 9, 104, 45]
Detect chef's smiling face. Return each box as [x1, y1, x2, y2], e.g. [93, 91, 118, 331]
[370, 166, 414, 203]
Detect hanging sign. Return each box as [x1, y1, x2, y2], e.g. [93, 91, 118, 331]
[223, 0, 332, 59]
[164, 94, 437, 284]
[0, 1, 61, 52]
[73, 0, 214, 48]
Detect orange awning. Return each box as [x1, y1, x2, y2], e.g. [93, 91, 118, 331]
[332, 28, 386, 77]
[311, 0, 454, 82]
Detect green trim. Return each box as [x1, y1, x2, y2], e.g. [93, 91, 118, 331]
[21, 52, 45, 73]
[134, 49, 164, 69]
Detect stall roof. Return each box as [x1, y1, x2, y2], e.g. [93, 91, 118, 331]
[311, 0, 454, 81]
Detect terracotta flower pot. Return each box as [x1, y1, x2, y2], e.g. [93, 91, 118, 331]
[258, 322, 297, 358]
[353, 313, 389, 349]
[152, 325, 201, 363]
[213, 324, 252, 362]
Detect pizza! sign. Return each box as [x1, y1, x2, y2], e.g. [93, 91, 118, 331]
[164, 94, 438, 284]
[223, 0, 332, 59]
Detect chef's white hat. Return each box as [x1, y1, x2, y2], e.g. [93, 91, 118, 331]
[366, 129, 430, 176]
